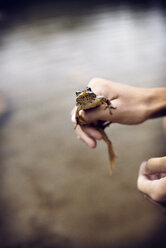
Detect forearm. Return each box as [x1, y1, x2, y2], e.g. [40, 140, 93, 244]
[145, 88, 166, 119]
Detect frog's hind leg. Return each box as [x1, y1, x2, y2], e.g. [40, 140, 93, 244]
[97, 127, 116, 175]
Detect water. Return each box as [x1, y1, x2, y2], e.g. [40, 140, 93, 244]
[0, 1, 166, 247]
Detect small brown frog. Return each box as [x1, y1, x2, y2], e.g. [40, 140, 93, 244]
[75, 87, 116, 175]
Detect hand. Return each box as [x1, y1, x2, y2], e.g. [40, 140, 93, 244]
[71, 78, 150, 148]
[137, 156, 166, 211]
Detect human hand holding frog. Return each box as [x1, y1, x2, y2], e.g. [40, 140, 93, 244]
[71, 77, 166, 147]
[71, 77, 166, 209]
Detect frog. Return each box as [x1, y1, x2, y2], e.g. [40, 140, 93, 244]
[75, 87, 116, 175]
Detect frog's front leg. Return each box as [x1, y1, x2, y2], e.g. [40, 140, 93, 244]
[100, 98, 116, 115]
[75, 106, 87, 129]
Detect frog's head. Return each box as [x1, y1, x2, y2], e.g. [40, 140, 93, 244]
[75, 87, 96, 105]
[75, 87, 92, 96]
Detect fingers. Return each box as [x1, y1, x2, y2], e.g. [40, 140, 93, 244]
[137, 161, 166, 202]
[137, 161, 156, 197]
[71, 106, 77, 124]
[75, 125, 102, 148]
[81, 125, 102, 140]
[137, 172, 166, 202]
[88, 77, 107, 96]
[144, 156, 166, 175]
[81, 105, 111, 124]
[71, 107, 102, 148]
[75, 125, 97, 148]
[88, 77, 116, 99]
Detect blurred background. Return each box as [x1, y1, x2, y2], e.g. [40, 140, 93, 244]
[0, 0, 166, 247]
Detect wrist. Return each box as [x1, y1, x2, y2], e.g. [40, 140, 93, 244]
[144, 88, 166, 120]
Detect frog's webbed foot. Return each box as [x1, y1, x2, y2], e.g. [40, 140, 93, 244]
[107, 100, 116, 115]
[101, 98, 115, 115]
[107, 105, 113, 115]
[109, 102, 116, 110]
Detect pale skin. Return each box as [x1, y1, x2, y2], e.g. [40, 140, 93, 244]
[71, 78, 166, 209]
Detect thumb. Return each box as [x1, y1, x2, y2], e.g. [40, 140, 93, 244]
[144, 156, 166, 175]
[81, 105, 112, 124]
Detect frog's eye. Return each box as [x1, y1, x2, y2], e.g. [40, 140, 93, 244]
[75, 91, 81, 96]
[86, 87, 92, 92]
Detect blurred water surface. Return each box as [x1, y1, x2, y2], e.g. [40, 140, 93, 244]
[0, 1, 166, 247]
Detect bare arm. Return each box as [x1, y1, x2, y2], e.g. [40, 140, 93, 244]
[71, 78, 166, 147]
